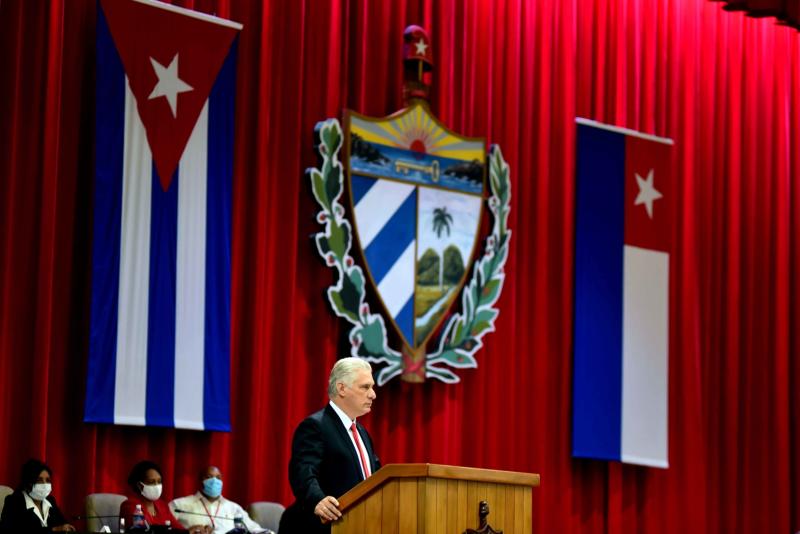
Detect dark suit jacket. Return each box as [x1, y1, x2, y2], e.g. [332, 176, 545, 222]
[278, 404, 380, 534]
[0, 491, 69, 532]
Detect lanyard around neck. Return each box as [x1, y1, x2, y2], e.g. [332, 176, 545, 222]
[200, 497, 221, 529]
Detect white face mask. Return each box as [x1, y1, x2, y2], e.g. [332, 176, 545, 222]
[140, 483, 162, 501]
[29, 483, 51, 501]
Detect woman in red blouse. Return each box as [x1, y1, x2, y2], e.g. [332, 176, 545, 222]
[119, 460, 182, 531]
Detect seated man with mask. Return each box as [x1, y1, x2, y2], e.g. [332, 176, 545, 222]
[170, 466, 265, 534]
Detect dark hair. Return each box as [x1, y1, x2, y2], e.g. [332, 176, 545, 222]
[19, 459, 52, 491]
[127, 460, 163, 493]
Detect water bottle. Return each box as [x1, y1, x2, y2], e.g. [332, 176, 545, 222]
[233, 514, 247, 533]
[118, 517, 126, 533]
[131, 504, 146, 531]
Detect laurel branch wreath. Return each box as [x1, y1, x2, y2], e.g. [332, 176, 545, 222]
[308, 118, 511, 385]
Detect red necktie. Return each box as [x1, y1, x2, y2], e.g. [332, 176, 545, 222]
[350, 422, 371, 478]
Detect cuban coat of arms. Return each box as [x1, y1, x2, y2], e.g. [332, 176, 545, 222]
[309, 26, 511, 385]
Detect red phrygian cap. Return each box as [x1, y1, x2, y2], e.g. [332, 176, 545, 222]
[403, 25, 433, 70]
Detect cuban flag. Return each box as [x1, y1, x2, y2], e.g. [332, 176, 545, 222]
[572, 118, 673, 468]
[84, 0, 241, 430]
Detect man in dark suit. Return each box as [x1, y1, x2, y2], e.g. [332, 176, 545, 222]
[278, 357, 380, 534]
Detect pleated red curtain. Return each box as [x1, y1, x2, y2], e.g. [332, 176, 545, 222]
[578, 0, 800, 531]
[0, 0, 798, 533]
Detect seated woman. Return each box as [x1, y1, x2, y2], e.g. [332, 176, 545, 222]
[0, 458, 75, 532]
[119, 460, 182, 531]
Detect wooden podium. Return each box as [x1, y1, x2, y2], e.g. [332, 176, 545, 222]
[331, 463, 540, 534]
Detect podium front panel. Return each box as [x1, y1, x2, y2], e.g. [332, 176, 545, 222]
[332, 476, 533, 534]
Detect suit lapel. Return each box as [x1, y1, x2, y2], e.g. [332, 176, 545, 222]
[324, 404, 364, 479]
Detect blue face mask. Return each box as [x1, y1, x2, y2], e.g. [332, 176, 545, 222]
[202, 477, 223, 498]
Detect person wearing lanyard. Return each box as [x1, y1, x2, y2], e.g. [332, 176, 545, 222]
[170, 466, 264, 534]
[279, 357, 381, 534]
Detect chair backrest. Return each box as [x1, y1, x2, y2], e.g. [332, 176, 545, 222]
[247, 501, 285, 533]
[0, 485, 13, 516]
[84, 493, 126, 532]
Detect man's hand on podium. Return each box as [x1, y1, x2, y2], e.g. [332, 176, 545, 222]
[314, 495, 342, 523]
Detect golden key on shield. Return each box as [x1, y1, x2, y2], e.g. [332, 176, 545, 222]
[394, 159, 440, 182]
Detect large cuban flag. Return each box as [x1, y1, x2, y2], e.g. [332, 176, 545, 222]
[572, 118, 673, 468]
[84, 0, 241, 430]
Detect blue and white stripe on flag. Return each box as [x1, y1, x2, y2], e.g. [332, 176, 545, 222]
[572, 118, 673, 468]
[84, 2, 239, 431]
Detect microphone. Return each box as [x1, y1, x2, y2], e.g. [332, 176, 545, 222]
[172, 509, 273, 534]
[71, 514, 124, 534]
[173, 508, 237, 521]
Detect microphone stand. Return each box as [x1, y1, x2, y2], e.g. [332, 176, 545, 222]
[172, 509, 274, 534]
[72, 514, 124, 532]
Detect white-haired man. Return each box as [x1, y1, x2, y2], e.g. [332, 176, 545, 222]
[278, 357, 380, 534]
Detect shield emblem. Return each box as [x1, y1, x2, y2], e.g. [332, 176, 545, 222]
[344, 103, 486, 355]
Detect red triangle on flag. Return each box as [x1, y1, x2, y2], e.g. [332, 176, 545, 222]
[100, 0, 240, 190]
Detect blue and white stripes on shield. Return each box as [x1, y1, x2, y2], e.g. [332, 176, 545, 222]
[84, 8, 235, 431]
[351, 175, 417, 342]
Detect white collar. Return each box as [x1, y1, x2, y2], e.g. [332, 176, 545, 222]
[329, 400, 356, 430]
[23, 491, 51, 526]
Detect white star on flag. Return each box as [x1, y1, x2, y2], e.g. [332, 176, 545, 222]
[634, 168, 663, 219]
[148, 53, 193, 118]
[415, 39, 428, 56]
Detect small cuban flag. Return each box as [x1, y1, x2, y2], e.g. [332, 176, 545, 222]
[572, 118, 673, 468]
[84, 0, 241, 431]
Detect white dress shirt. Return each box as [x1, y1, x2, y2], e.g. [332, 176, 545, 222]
[329, 400, 370, 479]
[170, 491, 265, 534]
[23, 491, 51, 527]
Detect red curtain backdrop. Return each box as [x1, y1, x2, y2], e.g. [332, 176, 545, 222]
[0, 0, 797, 532]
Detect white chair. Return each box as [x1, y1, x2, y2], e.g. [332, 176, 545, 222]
[0, 485, 13, 516]
[84, 493, 126, 532]
[247, 501, 285, 533]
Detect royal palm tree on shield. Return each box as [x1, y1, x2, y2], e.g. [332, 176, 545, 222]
[432, 206, 453, 289]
